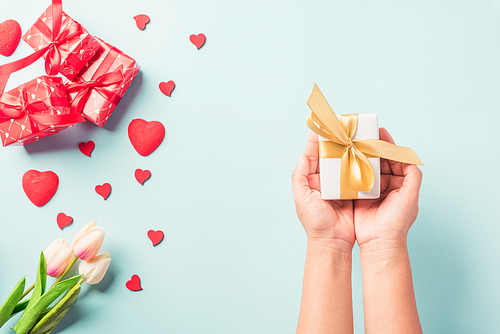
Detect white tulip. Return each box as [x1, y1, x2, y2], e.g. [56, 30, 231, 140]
[79, 251, 111, 285]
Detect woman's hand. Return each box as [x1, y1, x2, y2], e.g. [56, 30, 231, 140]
[354, 127, 423, 250]
[292, 131, 355, 249]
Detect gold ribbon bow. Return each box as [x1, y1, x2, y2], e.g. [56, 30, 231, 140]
[306, 84, 424, 199]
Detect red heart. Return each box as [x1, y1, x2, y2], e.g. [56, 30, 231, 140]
[128, 119, 165, 156]
[159, 81, 175, 97]
[57, 213, 73, 230]
[126, 274, 142, 291]
[95, 183, 111, 200]
[0, 20, 21, 57]
[133, 14, 150, 30]
[189, 33, 206, 49]
[22, 170, 59, 207]
[147, 230, 164, 246]
[135, 169, 151, 185]
[78, 141, 95, 157]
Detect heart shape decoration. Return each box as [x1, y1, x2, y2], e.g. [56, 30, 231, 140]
[147, 230, 164, 246]
[57, 212, 73, 230]
[135, 169, 151, 185]
[159, 81, 175, 97]
[95, 183, 111, 200]
[128, 119, 165, 156]
[22, 170, 59, 207]
[126, 274, 142, 291]
[78, 141, 95, 157]
[133, 14, 150, 30]
[190, 33, 206, 50]
[0, 20, 21, 57]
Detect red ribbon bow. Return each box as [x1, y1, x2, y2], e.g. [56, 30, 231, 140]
[66, 67, 124, 115]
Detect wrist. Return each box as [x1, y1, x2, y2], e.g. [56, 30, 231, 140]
[306, 237, 353, 269]
[359, 238, 409, 267]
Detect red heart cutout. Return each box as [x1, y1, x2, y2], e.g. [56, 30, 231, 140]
[135, 169, 151, 185]
[190, 33, 206, 50]
[57, 212, 73, 230]
[0, 20, 21, 57]
[126, 274, 142, 291]
[22, 170, 59, 207]
[95, 183, 111, 200]
[128, 119, 165, 157]
[147, 230, 164, 246]
[133, 14, 150, 30]
[79, 141, 95, 157]
[159, 81, 175, 97]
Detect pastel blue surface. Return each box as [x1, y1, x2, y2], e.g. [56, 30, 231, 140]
[0, 0, 499, 333]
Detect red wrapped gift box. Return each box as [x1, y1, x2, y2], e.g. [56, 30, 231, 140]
[22, 3, 101, 80]
[65, 37, 140, 127]
[0, 76, 85, 146]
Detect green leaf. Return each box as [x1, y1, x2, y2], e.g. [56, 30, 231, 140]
[9, 300, 30, 319]
[29, 282, 81, 334]
[14, 275, 81, 334]
[14, 252, 47, 331]
[0, 277, 25, 328]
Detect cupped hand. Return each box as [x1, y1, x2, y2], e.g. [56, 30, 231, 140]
[292, 131, 355, 248]
[354, 128, 423, 248]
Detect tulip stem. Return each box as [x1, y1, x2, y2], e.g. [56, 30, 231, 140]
[20, 283, 35, 300]
[51, 256, 78, 288]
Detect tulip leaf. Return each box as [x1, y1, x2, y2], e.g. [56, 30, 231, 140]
[29, 282, 81, 334]
[0, 277, 25, 328]
[13, 275, 81, 334]
[14, 252, 47, 331]
[9, 299, 30, 319]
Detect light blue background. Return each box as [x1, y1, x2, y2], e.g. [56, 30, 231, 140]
[0, 0, 499, 333]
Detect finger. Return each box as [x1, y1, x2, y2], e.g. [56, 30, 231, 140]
[307, 174, 321, 192]
[399, 164, 423, 202]
[379, 127, 404, 176]
[380, 174, 404, 197]
[380, 158, 392, 175]
[304, 130, 319, 174]
[292, 154, 312, 201]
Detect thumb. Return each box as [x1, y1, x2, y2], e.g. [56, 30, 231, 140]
[292, 154, 311, 201]
[400, 164, 423, 202]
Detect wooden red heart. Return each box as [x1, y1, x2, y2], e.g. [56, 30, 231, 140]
[128, 119, 165, 156]
[147, 230, 164, 246]
[159, 81, 175, 97]
[126, 274, 142, 291]
[190, 33, 206, 49]
[133, 14, 150, 30]
[0, 20, 21, 57]
[22, 170, 59, 207]
[95, 183, 111, 200]
[135, 169, 151, 185]
[57, 213, 73, 230]
[78, 141, 95, 157]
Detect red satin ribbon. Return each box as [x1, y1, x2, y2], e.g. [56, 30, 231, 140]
[0, 85, 85, 126]
[66, 67, 124, 115]
[0, 0, 81, 92]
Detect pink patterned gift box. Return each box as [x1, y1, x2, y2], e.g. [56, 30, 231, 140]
[65, 37, 140, 127]
[0, 76, 81, 146]
[22, 4, 101, 80]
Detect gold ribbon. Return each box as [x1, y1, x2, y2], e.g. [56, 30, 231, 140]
[306, 84, 424, 199]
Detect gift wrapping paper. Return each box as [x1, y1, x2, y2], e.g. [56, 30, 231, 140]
[65, 37, 140, 127]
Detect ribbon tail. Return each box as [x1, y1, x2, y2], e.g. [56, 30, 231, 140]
[350, 147, 374, 192]
[340, 148, 359, 199]
[354, 139, 424, 166]
[28, 113, 86, 126]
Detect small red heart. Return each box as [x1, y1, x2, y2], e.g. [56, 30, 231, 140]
[126, 274, 142, 291]
[57, 213, 73, 230]
[159, 81, 175, 97]
[133, 14, 150, 30]
[147, 230, 164, 246]
[0, 20, 21, 57]
[95, 183, 111, 200]
[190, 33, 206, 50]
[128, 119, 165, 157]
[78, 141, 95, 157]
[22, 170, 59, 207]
[135, 169, 151, 185]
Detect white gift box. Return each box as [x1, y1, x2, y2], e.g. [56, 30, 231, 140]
[319, 114, 380, 200]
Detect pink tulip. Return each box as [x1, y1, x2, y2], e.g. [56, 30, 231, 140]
[71, 220, 105, 260]
[43, 238, 74, 277]
[79, 251, 111, 285]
